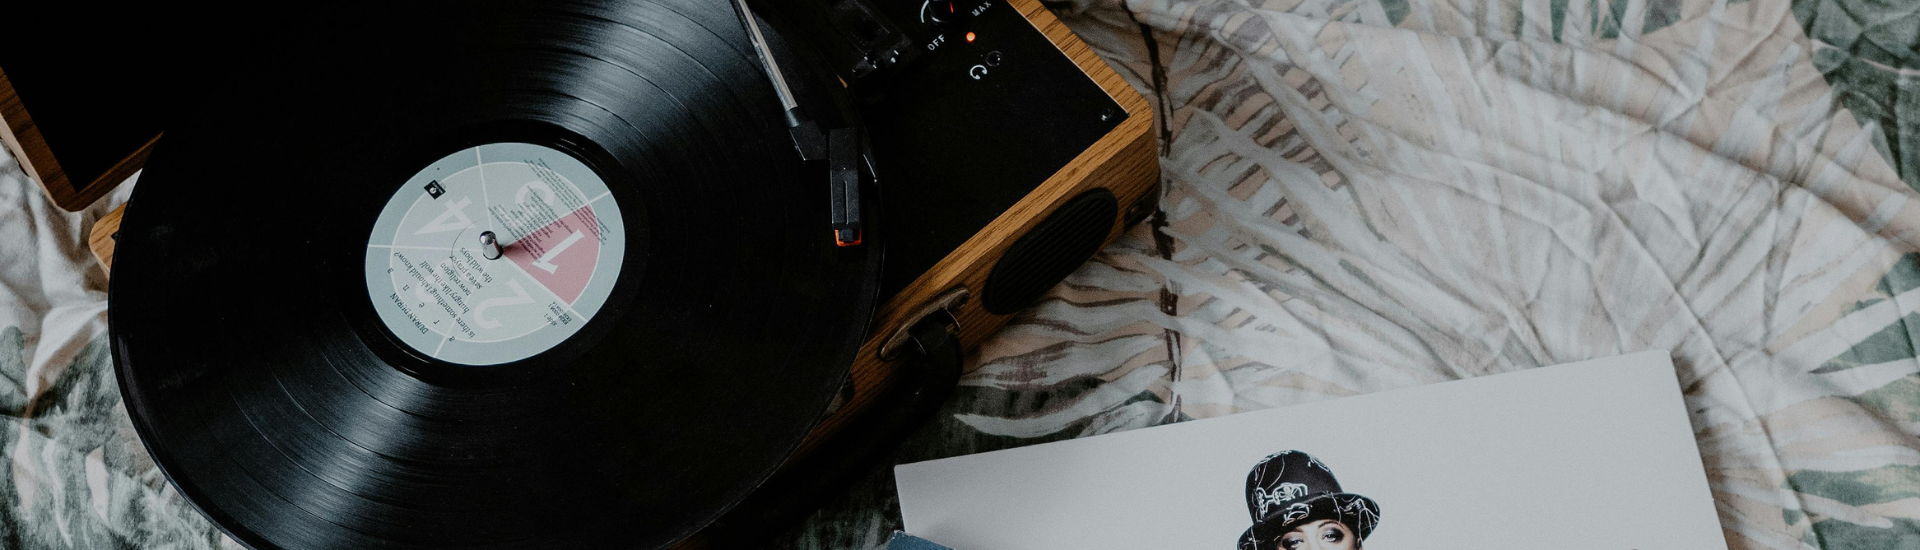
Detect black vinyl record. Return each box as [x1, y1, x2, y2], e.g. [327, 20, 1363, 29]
[108, 0, 881, 548]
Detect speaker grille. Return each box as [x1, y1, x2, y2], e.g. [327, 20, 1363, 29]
[982, 189, 1118, 314]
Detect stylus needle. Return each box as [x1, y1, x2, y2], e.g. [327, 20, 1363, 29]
[732, 0, 865, 247]
[828, 129, 863, 247]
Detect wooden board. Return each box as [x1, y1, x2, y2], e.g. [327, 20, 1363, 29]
[90, 204, 124, 272]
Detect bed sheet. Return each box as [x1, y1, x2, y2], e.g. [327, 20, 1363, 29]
[3, 1, 1918, 548]
[791, 1, 1920, 548]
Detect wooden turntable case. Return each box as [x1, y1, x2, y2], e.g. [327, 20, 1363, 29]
[83, 0, 1157, 490]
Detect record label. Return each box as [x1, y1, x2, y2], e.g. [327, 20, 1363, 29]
[364, 142, 625, 366]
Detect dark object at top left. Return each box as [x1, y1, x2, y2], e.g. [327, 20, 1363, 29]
[0, 4, 305, 210]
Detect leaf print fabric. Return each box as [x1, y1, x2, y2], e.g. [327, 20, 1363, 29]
[782, 1, 1920, 548]
[5, 1, 1920, 549]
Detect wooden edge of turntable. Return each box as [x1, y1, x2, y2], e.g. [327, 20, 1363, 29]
[1012, 0, 1154, 119]
[796, 0, 1161, 456]
[91, 203, 126, 273]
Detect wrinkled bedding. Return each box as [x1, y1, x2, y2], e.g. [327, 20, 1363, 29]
[6, 1, 1920, 548]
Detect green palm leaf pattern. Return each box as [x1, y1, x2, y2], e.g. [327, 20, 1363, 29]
[4, 1, 1920, 549]
[0, 327, 226, 549]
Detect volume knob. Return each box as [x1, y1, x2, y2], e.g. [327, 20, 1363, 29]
[924, 0, 957, 25]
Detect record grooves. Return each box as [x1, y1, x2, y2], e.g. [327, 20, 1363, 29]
[109, 1, 880, 548]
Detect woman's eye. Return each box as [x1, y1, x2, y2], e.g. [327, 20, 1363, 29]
[1322, 527, 1345, 542]
[1281, 537, 1303, 549]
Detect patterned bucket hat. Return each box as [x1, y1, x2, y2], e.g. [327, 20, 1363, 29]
[1236, 451, 1380, 549]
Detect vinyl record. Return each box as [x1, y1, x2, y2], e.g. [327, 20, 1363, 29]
[108, 0, 881, 548]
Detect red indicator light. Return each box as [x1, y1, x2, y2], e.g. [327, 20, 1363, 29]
[966, 32, 976, 43]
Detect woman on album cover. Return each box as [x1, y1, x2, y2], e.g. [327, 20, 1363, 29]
[1235, 451, 1381, 550]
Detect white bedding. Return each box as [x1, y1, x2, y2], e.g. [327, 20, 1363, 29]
[5, 1, 1920, 548]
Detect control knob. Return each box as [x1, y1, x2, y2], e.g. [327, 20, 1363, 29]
[924, 0, 957, 25]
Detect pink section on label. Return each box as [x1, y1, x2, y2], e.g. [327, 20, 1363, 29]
[504, 207, 601, 304]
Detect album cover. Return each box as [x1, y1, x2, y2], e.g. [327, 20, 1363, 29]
[894, 351, 1724, 549]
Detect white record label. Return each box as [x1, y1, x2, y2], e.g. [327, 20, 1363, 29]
[364, 142, 625, 366]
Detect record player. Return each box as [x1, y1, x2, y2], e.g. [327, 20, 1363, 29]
[47, 0, 1155, 547]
